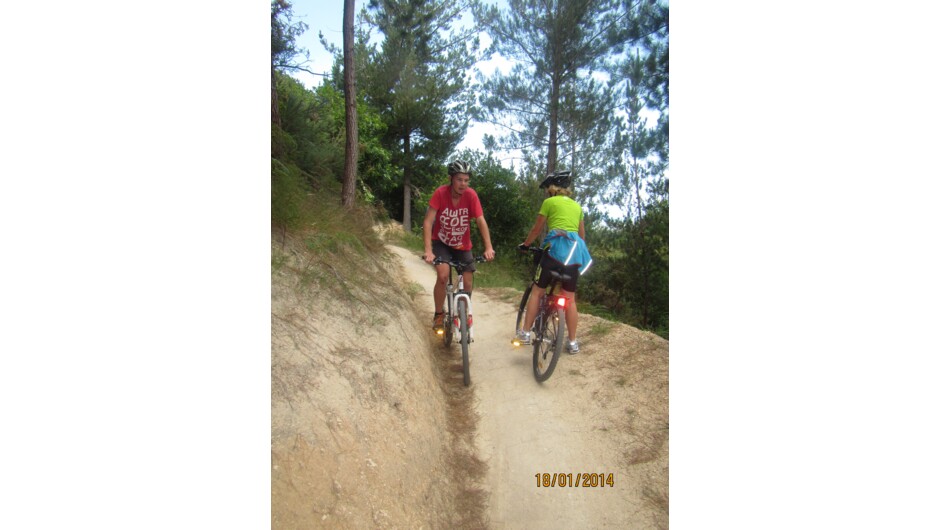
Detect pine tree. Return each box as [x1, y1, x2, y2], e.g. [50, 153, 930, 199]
[361, 0, 479, 230]
[471, 0, 624, 174]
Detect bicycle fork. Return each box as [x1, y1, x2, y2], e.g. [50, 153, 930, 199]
[453, 292, 474, 342]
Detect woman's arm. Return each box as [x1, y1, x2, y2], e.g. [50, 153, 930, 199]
[522, 215, 547, 247]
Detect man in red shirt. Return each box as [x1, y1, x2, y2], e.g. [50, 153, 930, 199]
[422, 160, 496, 330]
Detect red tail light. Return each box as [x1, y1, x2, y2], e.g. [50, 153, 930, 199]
[556, 296, 567, 308]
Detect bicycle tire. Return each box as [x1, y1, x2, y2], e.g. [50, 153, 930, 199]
[532, 307, 565, 382]
[515, 283, 533, 333]
[458, 299, 471, 386]
[443, 294, 453, 346]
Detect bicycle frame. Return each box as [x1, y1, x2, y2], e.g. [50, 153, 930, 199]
[443, 268, 473, 339]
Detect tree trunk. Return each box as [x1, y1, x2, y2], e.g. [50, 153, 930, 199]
[341, 0, 358, 208]
[402, 133, 412, 230]
[547, 74, 560, 174]
[271, 66, 280, 127]
[633, 155, 643, 219]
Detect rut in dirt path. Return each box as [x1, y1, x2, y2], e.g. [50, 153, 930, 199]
[389, 245, 669, 529]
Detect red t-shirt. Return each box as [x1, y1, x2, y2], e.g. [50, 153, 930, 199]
[429, 185, 483, 250]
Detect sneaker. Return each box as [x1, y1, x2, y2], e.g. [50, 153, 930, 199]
[566, 340, 580, 354]
[432, 312, 445, 330]
[512, 329, 532, 346]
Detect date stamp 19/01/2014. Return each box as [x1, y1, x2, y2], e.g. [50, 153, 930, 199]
[535, 473, 614, 488]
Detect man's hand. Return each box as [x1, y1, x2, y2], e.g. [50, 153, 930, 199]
[424, 249, 435, 264]
[483, 248, 496, 261]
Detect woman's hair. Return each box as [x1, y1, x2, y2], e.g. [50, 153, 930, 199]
[546, 184, 572, 197]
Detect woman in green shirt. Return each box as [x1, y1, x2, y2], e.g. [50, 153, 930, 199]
[515, 171, 592, 354]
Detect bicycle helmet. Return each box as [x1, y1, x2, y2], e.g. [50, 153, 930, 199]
[447, 160, 473, 176]
[539, 170, 572, 189]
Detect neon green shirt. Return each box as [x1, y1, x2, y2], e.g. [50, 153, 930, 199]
[538, 195, 583, 232]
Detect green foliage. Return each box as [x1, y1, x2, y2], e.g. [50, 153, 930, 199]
[275, 73, 344, 182]
[272, 71, 397, 215]
[465, 260, 521, 289]
[458, 150, 534, 255]
[578, 199, 669, 337]
[271, 157, 310, 230]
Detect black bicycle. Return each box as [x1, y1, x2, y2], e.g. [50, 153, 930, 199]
[513, 245, 570, 382]
[433, 255, 487, 386]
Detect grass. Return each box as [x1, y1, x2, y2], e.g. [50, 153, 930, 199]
[465, 257, 524, 289]
[405, 281, 424, 301]
[386, 227, 424, 252]
[578, 301, 621, 321]
[588, 320, 616, 337]
[273, 189, 393, 308]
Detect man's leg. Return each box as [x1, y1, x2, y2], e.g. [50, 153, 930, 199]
[432, 264, 449, 329]
[462, 271, 473, 294]
[433, 264, 449, 312]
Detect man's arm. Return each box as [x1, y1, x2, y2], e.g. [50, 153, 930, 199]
[475, 215, 496, 261]
[422, 207, 438, 263]
[578, 218, 586, 240]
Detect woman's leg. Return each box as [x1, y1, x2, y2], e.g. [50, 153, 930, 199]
[523, 285, 545, 331]
[562, 290, 577, 340]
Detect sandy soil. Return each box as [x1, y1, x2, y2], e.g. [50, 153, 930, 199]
[271, 236, 457, 528]
[388, 245, 669, 529]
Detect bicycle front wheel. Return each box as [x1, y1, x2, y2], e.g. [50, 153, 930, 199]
[458, 299, 471, 386]
[533, 307, 565, 383]
[515, 283, 533, 333]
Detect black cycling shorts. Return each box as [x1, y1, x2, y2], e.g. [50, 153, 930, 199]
[535, 251, 580, 292]
[431, 240, 476, 272]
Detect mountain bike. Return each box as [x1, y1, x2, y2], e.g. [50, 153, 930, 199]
[433, 255, 487, 386]
[513, 245, 570, 383]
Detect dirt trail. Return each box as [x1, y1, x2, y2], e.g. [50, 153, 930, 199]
[388, 245, 668, 529]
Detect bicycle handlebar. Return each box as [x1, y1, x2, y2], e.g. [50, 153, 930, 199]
[431, 255, 488, 268]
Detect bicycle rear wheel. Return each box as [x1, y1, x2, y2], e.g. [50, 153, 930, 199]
[532, 307, 565, 382]
[458, 299, 471, 386]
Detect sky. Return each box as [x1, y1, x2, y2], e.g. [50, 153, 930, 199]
[285, 0, 346, 86]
